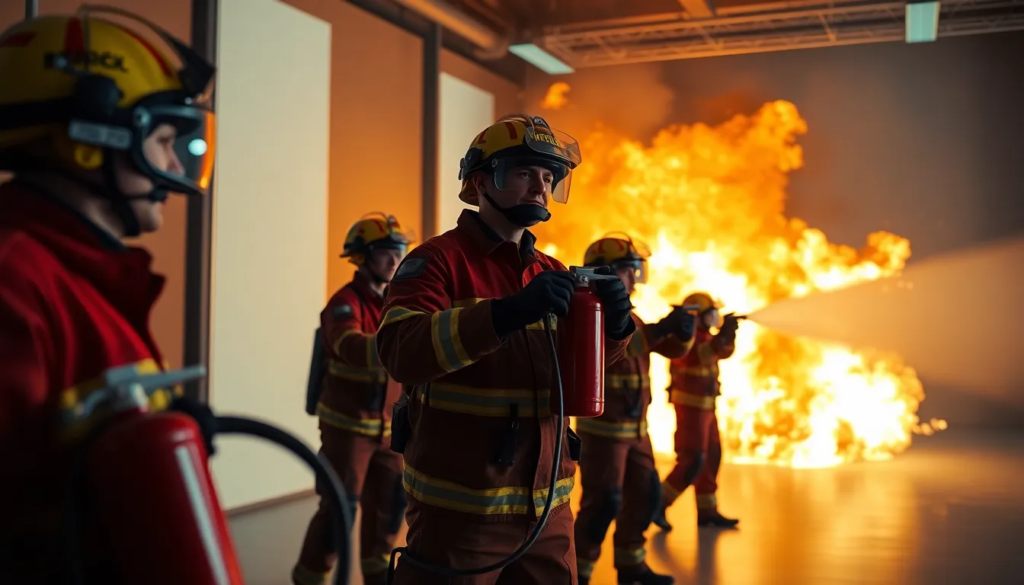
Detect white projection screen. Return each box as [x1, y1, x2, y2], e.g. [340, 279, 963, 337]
[438, 72, 495, 233]
[210, 0, 331, 510]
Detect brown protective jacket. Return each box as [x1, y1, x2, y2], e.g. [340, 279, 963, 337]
[577, 312, 693, 440]
[376, 210, 634, 522]
[316, 271, 400, 445]
[668, 328, 735, 411]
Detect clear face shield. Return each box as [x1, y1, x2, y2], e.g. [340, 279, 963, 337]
[702, 308, 723, 330]
[137, 105, 216, 196]
[489, 115, 581, 204]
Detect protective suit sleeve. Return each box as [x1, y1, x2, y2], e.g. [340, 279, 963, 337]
[603, 318, 635, 367]
[711, 334, 735, 360]
[0, 271, 53, 441]
[646, 323, 694, 360]
[376, 246, 503, 385]
[323, 291, 378, 368]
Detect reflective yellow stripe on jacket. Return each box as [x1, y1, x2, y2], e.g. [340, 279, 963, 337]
[316, 402, 389, 437]
[431, 308, 475, 372]
[606, 373, 649, 391]
[576, 418, 648, 439]
[328, 360, 387, 384]
[669, 391, 716, 410]
[419, 383, 551, 417]
[403, 463, 574, 516]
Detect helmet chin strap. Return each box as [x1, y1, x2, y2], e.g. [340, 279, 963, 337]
[481, 191, 551, 227]
[54, 149, 170, 239]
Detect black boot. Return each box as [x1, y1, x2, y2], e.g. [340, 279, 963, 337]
[618, 567, 675, 584]
[652, 502, 673, 532]
[697, 510, 739, 528]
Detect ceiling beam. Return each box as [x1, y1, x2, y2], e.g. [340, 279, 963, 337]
[678, 0, 716, 19]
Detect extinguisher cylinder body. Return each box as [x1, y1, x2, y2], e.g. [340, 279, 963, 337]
[555, 285, 606, 418]
[88, 410, 244, 585]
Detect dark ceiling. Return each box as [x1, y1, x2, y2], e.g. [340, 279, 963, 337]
[451, 0, 776, 30]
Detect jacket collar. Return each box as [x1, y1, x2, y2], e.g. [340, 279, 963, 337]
[0, 182, 165, 319]
[351, 269, 384, 305]
[456, 209, 537, 258]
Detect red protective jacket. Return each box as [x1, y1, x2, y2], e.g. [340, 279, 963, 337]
[577, 312, 693, 440]
[376, 210, 633, 522]
[316, 270, 400, 445]
[0, 182, 170, 580]
[668, 328, 735, 410]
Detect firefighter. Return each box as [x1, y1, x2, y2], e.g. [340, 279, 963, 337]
[377, 114, 637, 585]
[293, 213, 412, 585]
[0, 9, 216, 583]
[654, 292, 741, 530]
[573, 235, 696, 585]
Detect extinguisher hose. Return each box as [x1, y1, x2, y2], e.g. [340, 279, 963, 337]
[214, 416, 354, 585]
[386, 313, 564, 582]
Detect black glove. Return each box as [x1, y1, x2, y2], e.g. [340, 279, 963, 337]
[718, 313, 740, 343]
[491, 270, 576, 338]
[171, 397, 218, 457]
[655, 306, 697, 341]
[592, 266, 634, 340]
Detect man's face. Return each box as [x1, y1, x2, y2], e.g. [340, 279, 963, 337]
[477, 165, 553, 209]
[367, 247, 405, 282]
[615, 264, 637, 296]
[119, 123, 185, 235]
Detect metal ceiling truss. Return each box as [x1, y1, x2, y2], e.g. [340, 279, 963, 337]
[535, 0, 1024, 67]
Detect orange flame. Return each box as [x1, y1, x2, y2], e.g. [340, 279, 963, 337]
[541, 82, 571, 111]
[535, 87, 944, 468]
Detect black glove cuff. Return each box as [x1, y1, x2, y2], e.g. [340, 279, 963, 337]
[607, 313, 636, 341]
[490, 297, 520, 338]
[651, 318, 673, 340]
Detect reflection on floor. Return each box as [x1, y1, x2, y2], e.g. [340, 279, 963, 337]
[228, 428, 1024, 585]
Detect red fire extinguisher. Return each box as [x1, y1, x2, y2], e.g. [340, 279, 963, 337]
[64, 364, 353, 585]
[64, 365, 244, 585]
[553, 266, 619, 418]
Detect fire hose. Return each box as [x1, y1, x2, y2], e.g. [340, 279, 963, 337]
[61, 365, 353, 585]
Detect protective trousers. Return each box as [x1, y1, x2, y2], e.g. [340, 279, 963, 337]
[294, 425, 405, 585]
[574, 432, 660, 581]
[663, 405, 722, 512]
[391, 504, 577, 585]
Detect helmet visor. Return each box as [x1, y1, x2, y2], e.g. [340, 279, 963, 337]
[612, 258, 648, 284]
[142, 104, 216, 196]
[491, 157, 575, 204]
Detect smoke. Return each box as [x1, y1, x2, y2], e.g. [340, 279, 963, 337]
[750, 235, 1024, 406]
[529, 63, 675, 141]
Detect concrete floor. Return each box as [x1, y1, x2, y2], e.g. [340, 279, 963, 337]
[228, 428, 1024, 585]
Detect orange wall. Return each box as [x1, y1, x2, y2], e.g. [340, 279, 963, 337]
[0, 1, 190, 369]
[283, 0, 522, 296]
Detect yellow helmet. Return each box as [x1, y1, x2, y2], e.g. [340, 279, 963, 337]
[583, 232, 652, 284]
[682, 292, 724, 327]
[457, 113, 582, 206]
[0, 7, 215, 212]
[342, 212, 414, 266]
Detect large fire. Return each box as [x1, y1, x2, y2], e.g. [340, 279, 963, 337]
[535, 84, 945, 468]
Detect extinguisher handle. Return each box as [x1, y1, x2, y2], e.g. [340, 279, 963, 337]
[67, 365, 209, 425]
[569, 266, 620, 286]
